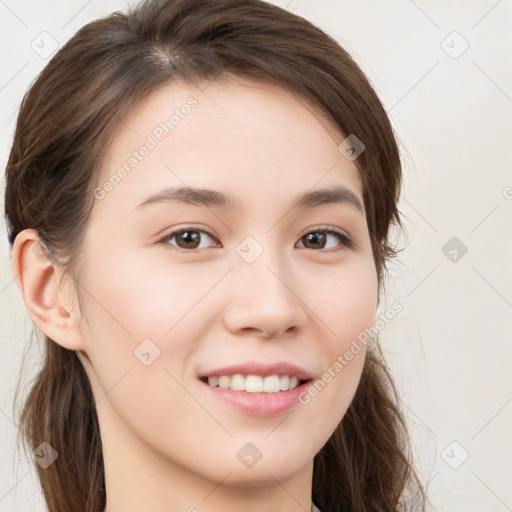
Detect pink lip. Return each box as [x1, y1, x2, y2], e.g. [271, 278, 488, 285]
[199, 379, 313, 417]
[198, 361, 313, 380]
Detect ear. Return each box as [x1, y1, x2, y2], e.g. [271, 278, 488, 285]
[11, 228, 85, 351]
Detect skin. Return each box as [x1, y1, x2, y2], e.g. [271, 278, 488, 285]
[12, 75, 379, 512]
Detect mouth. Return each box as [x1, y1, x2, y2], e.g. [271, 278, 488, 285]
[197, 361, 314, 416]
[198, 374, 313, 416]
[199, 374, 311, 393]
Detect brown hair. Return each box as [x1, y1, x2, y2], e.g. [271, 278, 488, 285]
[4, 0, 427, 510]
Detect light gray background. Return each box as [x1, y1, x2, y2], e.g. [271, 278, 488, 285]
[1, 1, 511, 511]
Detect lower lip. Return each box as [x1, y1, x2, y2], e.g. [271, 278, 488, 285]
[199, 379, 312, 417]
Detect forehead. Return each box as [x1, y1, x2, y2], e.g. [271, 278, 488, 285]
[93, 75, 363, 215]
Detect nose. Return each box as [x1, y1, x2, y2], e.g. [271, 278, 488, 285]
[222, 250, 308, 339]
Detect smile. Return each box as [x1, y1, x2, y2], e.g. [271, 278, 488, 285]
[201, 374, 306, 393]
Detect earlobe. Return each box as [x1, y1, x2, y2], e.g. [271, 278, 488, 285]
[11, 228, 85, 352]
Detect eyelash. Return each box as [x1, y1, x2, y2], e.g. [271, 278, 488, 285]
[157, 225, 355, 252]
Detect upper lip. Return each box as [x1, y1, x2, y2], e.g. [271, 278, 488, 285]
[198, 361, 313, 381]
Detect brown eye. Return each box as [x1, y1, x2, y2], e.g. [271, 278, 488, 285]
[159, 228, 217, 251]
[297, 229, 353, 251]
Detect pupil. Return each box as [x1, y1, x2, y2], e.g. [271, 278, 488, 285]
[180, 231, 200, 248]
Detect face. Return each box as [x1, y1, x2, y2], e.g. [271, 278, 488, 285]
[74, 75, 378, 488]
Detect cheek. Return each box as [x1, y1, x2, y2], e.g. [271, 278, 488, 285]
[77, 246, 225, 424]
[319, 258, 378, 345]
[80, 242, 218, 342]
[77, 267, 202, 447]
[300, 259, 377, 426]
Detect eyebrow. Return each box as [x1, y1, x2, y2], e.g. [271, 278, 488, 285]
[135, 185, 365, 214]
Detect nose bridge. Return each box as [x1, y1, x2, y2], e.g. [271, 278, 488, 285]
[223, 238, 306, 337]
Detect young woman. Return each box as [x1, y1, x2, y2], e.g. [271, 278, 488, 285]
[4, 0, 427, 510]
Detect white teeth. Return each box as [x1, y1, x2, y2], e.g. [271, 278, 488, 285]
[208, 375, 219, 387]
[206, 374, 303, 392]
[263, 375, 280, 393]
[218, 375, 230, 389]
[230, 374, 245, 391]
[245, 375, 263, 392]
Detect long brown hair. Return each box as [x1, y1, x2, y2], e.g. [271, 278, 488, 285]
[4, 0, 427, 510]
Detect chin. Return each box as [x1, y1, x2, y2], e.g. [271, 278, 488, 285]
[201, 442, 313, 488]
[221, 463, 309, 488]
